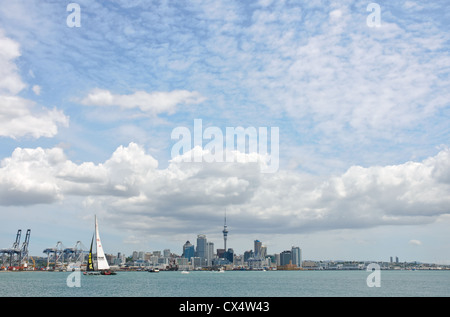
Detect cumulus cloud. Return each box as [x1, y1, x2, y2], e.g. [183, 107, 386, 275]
[0, 143, 158, 205]
[0, 96, 68, 139]
[0, 30, 68, 139]
[0, 30, 25, 95]
[1, 143, 450, 238]
[0, 147, 65, 205]
[80, 88, 206, 115]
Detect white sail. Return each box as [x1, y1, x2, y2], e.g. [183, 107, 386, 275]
[95, 216, 110, 271]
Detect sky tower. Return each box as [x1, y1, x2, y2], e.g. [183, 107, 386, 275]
[222, 210, 228, 251]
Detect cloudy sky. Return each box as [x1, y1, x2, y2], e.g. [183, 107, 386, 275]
[0, 0, 450, 263]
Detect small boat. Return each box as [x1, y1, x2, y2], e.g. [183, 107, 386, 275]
[181, 270, 190, 274]
[148, 268, 160, 273]
[84, 216, 117, 276]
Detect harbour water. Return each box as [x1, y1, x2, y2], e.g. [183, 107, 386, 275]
[0, 270, 449, 297]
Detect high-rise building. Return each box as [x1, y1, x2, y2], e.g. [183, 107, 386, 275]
[224, 248, 234, 263]
[244, 250, 254, 262]
[196, 234, 207, 260]
[163, 249, 171, 258]
[183, 241, 195, 260]
[260, 246, 267, 258]
[280, 250, 291, 266]
[254, 240, 262, 259]
[291, 246, 301, 267]
[207, 242, 215, 266]
[275, 253, 280, 266]
[217, 248, 225, 258]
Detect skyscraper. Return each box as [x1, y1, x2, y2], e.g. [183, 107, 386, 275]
[291, 246, 301, 267]
[183, 241, 195, 260]
[207, 241, 214, 266]
[254, 240, 262, 259]
[280, 250, 291, 266]
[196, 234, 207, 259]
[196, 234, 208, 266]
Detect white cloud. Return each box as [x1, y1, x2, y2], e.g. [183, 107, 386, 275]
[0, 30, 68, 139]
[0, 30, 25, 95]
[0, 95, 68, 139]
[0, 147, 65, 205]
[409, 239, 422, 246]
[81, 88, 206, 115]
[1, 143, 449, 240]
[32, 85, 41, 95]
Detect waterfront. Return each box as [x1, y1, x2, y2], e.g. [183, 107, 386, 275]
[1, 270, 449, 297]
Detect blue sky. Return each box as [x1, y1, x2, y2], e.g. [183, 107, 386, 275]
[0, 0, 450, 263]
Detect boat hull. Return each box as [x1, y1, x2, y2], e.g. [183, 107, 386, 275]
[83, 271, 100, 275]
[83, 270, 116, 275]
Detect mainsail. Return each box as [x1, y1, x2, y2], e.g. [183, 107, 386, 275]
[87, 234, 94, 271]
[94, 216, 110, 271]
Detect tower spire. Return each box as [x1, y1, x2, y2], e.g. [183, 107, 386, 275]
[222, 209, 228, 251]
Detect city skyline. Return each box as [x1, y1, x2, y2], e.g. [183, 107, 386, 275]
[0, 219, 433, 266]
[0, 1, 450, 265]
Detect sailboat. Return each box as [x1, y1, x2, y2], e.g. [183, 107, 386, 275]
[84, 216, 116, 276]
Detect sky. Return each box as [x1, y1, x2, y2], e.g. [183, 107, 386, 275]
[0, 0, 450, 263]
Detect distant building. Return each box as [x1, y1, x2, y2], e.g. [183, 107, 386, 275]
[217, 248, 225, 258]
[280, 250, 291, 266]
[291, 246, 302, 267]
[207, 242, 214, 266]
[260, 246, 267, 258]
[163, 249, 171, 258]
[244, 250, 254, 262]
[248, 257, 264, 269]
[196, 234, 207, 264]
[254, 240, 262, 259]
[234, 255, 244, 267]
[275, 253, 280, 266]
[191, 257, 203, 269]
[224, 248, 234, 263]
[183, 241, 195, 260]
[302, 261, 318, 269]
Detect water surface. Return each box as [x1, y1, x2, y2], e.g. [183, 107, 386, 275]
[1, 270, 449, 297]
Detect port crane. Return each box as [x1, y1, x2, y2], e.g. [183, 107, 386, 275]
[0, 229, 31, 270]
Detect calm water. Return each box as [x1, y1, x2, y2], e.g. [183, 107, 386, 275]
[0, 270, 449, 297]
